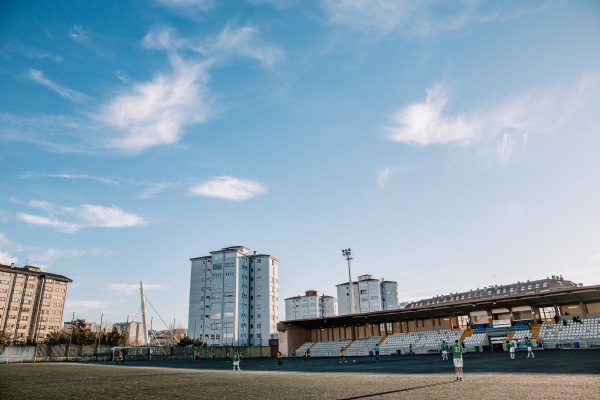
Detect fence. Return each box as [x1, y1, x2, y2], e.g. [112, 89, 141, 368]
[0, 344, 272, 363]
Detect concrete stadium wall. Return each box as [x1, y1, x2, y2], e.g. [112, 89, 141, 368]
[0, 346, 36, 363]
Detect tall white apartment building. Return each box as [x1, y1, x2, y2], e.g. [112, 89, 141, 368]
[380, 280, 400, 310]
[188, 246, 279, 347]
[284, 290, 337, 320]
[336, 274, 399, 315]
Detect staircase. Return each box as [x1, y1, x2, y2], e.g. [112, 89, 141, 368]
[459, 329, 473, 342]
[530, 324, 542, 340]
[377, 334, 390, 346]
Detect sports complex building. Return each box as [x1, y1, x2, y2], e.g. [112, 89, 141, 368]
[277, 276, 600, 357]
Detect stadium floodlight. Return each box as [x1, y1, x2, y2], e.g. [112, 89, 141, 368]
[342, 248, 355, 314]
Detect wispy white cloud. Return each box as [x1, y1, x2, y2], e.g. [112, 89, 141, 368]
[212, 23, 283, 68]
[320, 0, 548, 37]
[0, 233, 29, 265]
[142, 26, 190, 52]
[18, 172, 179, 199]
[66, 300, 114, 313]
[16, 201, 148, 233]
[115, 70, 132, 84]
[386, 84, 479, 146]
[28, 69, 86, 103]
[30, 247, 114, 263]
[376, 165, 411, 187]
[138, 181, 180, 199]
[5, 43, 63, 62]
[143, 24, 283, 68]
[188, 176, 268, 201]
[97, 60, 213, 154]
[385, 79, 597, 162]
[0, 251, 18, 265]
[19, 172, 121, 186]
[3, 22, 281, 155]
[0, 113, 99, 154]
[153, 0, 215, 13]
[108, 282, 169, 295]
[68, 25, 115, 59]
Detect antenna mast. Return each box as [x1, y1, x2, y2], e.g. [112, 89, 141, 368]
[140, 281, 149, 345]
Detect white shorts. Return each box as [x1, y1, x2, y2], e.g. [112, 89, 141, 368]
[527, 346, 532, 351]
[510, 348, 515, 353]
[442, 351, 448, 355]
[453, 358, 463, 368]
[233, 361, 239, 366]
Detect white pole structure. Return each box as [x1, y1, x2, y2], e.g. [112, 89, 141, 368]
[342, 248, 355, 314]
[140, 281, 149, 345]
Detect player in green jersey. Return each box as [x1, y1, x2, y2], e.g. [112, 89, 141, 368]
[507, 340, 515, 359]
[452, 340, 463, 381]
[525, 337, 535, 358]
[233, 349, 241, 371]
[440, 341, 449, 360]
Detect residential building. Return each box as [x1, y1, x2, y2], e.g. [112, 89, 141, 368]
[284, 290, 337, 320]
[113, 321, 147, 346]
[0, 262, 72, 343]
[336, 274, 399, 315]
[188, 246, 279, 347]
[381, 279, 400, 310]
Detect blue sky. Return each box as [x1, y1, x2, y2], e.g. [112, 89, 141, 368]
[1, 0, 599, 330]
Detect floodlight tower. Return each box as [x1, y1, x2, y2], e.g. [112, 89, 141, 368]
[342, 248, 355, 314]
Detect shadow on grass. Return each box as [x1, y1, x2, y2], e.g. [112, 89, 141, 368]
[339, 381, 454, 399]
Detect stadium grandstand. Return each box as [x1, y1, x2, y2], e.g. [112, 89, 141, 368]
[278, 276, 600, 357]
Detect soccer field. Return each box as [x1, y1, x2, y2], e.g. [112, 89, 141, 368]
[1, 351, 598, 399]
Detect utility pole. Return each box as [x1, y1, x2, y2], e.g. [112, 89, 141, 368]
[66, 312, 75, 361]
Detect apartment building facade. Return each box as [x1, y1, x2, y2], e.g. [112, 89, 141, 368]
[188, 246, 279, 347]
[0, 262, 72, 343]
[336, 274, 399, 315]
[284, 290, 337, 320]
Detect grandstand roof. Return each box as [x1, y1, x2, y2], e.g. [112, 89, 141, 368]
[280, 284, 600, 330]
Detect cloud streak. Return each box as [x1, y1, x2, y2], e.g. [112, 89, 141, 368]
[188, 176, 268, 201]
[28, 69, 86, 103]
[321, 0, 548, 37]
[16, 201, 148, 233]
[108, 283, 169, 295]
